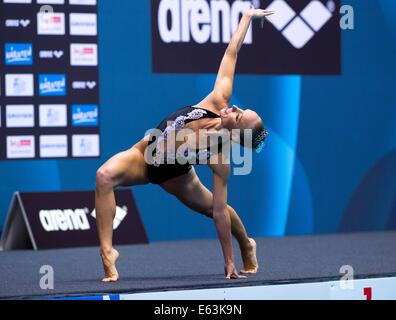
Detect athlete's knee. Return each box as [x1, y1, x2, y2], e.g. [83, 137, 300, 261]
[96, 167, 117, 191]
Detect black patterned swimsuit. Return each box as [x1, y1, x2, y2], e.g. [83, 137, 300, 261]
[146, 106, 221, 184]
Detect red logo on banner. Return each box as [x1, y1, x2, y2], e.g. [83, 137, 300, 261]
[364, 287, 372, 300]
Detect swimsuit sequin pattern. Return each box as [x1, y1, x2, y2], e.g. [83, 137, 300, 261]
[146, 106, 221, 184]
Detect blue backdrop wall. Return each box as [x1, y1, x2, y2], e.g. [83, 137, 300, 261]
[0, 0, 395, 241]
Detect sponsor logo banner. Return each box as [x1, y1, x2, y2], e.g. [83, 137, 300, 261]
[39, 74, 66, 96]
[7, 135, 35, 159]
[6, 105, 35, 128]
[151, 0, 341, 74]
[70, 43, 98, 66]
[10, 190, 148, 249]
[37, 12, 65, 35]
[72, 134, 99, 157]
[37, 0, 65, 4]
[5, 43, 33, 65]
[72, 81, 97, 90]
[39, 135, 68, 158]
[5, 19, 31, 28]
[39, 49, 64, 59]
[5, 74, 34, 96]
[69, 13, 97, 36]
[0, 0, 100, 160]
[3, 0, 32, 4]
[72, 104, 99, 126]
[69, 0, 96, 5]
[39, 104, 67, 127]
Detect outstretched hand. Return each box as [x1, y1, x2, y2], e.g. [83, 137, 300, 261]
[225, 264, 247, 280]
[246, 7, 275, 19]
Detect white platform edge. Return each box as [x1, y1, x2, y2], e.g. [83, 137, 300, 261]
[118, 277, 396, 300]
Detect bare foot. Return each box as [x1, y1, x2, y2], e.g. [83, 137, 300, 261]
[240, 238, 259, 274]
[100, 248, 119, 282]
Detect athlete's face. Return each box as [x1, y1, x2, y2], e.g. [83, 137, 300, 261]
[220, 105, 259, 131]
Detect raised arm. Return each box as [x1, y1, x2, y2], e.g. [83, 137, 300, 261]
[209, 8, 274, 110]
